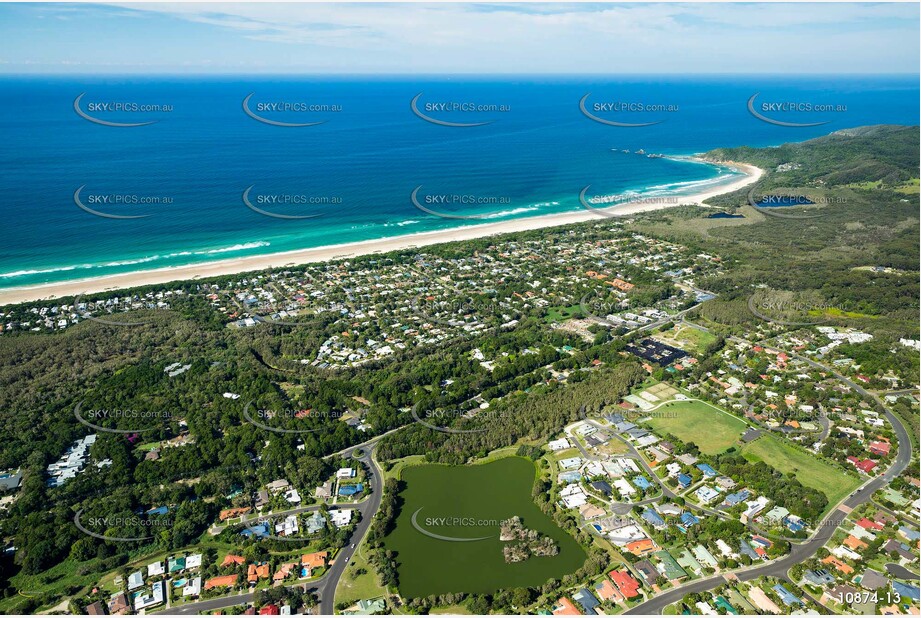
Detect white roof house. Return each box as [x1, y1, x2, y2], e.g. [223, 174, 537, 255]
[560, 484, 588, 508]
[743, 496, 770, 520]
[607, 523, 647, 546]
[613, 478, 636, 498]
[275, 514, 299, 536]
[183, 577, 201, 597]
[331, 509, 353, 528]
[715, 539, 738, 558]
[134, 581, 165, 610]
[695, 486, 721, 504]
[147, 561, 165, 577]
[559, 457, 582, 470]
[185, 554, 202, 570]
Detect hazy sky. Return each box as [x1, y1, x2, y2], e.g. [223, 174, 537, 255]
[1, 2, 918, 74]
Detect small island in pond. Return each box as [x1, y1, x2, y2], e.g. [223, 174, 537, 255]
[500, 516, 560, 563]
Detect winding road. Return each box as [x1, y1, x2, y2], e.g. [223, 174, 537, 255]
[158, 443, 384, 615]
[161, 326, 912, 616]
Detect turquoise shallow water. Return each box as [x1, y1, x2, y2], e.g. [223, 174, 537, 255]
[0, 75, 916, 289]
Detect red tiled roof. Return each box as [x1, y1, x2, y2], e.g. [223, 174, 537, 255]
[204, 575, 238, 590]
[301, 551, 328, 569]
[844, 535, 868, 550]
[626, 538, 656, 554]
[609, 569, 641, 598]
[220, 554, 245, 568]
[594, 579, 623, 601]
[552, 598, 581, 616]
[856, 518, 884, 531]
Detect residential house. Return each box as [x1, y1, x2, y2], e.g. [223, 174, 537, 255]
[641, 508, 666, 528]
[883, 539, 915, 561]
[654, 550, 687, 580]
[608, 569, 641, 599]
[147, 561, 165, 577]
[220, 506, 251, 521]
[248, 562, 270, 584]
[857, 569, 888, 590]
[822, 555, 854, 575]
[634, 560, 660, 587]
[301, 551, 328, 577]
[205, 575, 238, 590]
[331, 509, 353, 527]
[273, 563, 298, 583]
[266, 479, 290, 493]
[108, 592, 130, 615]
[572, 588, 600, 614]
[626, 538, 656, 556]
[747, 587, 781, 614]
[183, 577, 202, 598]
[697, 463, 718, 477]
[221, 554, 246, 568]
[594, 579, 623, 603]
[315, 482, 333, 500]
[821, 584, 858, 606]
[551, 597, 581, 616]
[772, 584, 802, 607]
[803, 569, 835, 586]
[134, 581, 165, 611]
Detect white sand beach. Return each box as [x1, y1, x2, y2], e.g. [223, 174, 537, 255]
[0, 161, 762, 306]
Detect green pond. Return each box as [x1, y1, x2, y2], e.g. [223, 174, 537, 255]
[384, 456, 587, 598]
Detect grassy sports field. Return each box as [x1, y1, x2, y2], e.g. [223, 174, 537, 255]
[643, 400, 748, 455]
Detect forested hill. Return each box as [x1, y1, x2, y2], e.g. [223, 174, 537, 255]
[704, 124, 919, 187]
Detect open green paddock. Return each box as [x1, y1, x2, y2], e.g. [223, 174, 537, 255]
[740, 434, 861, 507]
[643, 400, 749, 455]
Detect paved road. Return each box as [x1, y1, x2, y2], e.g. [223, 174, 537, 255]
[316, 446, 383, 614]
[159, 444, 384, 616]
[625, 351, 914, 614]
[886, 563, 920, 580]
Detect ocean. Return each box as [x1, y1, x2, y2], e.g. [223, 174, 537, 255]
[0, 75, 917, 290]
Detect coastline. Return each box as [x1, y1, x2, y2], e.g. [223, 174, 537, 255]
[0, 162, 763, 306]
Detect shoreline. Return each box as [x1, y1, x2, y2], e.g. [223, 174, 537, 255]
[0, 161, 763, 306]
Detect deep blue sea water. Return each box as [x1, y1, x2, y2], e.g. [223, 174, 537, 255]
[0, 75, 917, 289]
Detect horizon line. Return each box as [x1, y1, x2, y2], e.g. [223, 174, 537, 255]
[1, 71, 918, 77]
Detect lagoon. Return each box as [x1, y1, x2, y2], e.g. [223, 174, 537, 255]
[384, 456, 586, 598]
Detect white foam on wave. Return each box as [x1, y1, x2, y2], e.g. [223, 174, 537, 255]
[1, 241, 272, 280]
[0, 265, 83, 278]
[194, 241, 270, 255]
